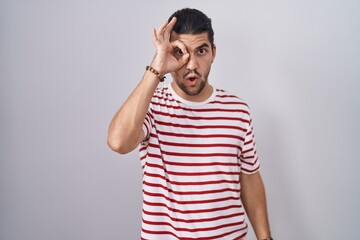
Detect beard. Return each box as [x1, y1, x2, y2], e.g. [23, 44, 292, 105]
[176, 79, 206, 96]
[175, 68, 210, 96]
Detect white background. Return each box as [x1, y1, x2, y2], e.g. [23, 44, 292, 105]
[1, 0, 359, 239]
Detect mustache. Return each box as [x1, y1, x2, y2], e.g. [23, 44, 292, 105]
[184, 70, 201, 78]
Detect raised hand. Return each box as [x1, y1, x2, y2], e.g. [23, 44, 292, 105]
[150, 17, 189, 76]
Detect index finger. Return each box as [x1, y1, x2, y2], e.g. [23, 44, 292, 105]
[171, 40, 188, 55]
[156, 20, 169, 40]
[163, 17, 177, 41]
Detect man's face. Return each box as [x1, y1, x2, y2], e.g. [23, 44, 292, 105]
[170, 32, 216, 101]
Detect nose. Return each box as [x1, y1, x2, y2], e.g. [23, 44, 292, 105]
[186, 53, 198, 71]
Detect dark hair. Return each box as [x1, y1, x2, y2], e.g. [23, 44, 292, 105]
[168, 8, 214, 46]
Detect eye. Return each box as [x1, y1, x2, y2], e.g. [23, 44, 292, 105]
[198, 48, 207, 55]
[175, 48, 184, 56]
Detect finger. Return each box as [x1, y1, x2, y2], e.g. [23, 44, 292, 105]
[171, 40, 188, 55]
[178, 52, 190, 68]
[152, 28, 159, 44]
[171, 40, 189, 68]
[156, 20, 168, 40]
[163, 17, 177, 41]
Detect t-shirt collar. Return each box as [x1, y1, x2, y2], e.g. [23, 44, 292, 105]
[168, 83, 217, 107]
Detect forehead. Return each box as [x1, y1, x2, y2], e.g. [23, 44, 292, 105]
[170, 32, 211, 49]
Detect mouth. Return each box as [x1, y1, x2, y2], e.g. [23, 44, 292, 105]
[186, 76, 199, 86]
[184, 71, 201, 85]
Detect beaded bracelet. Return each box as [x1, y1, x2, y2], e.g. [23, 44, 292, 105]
[146, 66, 165, 82]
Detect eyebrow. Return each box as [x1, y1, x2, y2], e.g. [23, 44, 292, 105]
[196, 43, 210, 50]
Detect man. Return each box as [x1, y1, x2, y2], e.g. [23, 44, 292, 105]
[108, 8, 272, 240]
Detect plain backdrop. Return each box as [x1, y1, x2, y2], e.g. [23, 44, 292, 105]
[1, 0, 359, 239]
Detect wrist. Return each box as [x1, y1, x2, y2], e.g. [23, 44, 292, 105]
[150, 55, 167, 77]
[145, 66, 165, 82]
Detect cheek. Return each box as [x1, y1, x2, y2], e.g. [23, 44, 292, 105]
[200, 59, 213, 70]
[171, 69, 184, 80]
[176, 68, 186, 76]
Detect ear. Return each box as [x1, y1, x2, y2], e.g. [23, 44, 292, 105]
[211, 44, 216, 63]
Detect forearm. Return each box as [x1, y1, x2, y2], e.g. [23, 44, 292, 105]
[107, 70, 160, 154]
[108, 17, 189, 154]
[240, 172, 271, 239]
[246, 188, 271, 239]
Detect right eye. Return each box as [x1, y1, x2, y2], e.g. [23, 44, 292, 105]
[175, 49, 183, 56]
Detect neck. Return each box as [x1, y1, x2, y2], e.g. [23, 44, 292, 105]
[171, 82, 213, 102]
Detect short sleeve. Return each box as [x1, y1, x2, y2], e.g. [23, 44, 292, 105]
[141, 110, 153, 145]
[141, 89, 161, 147]
[240, 117, 260, 174]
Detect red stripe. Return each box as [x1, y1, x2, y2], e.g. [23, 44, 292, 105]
[146, 162, 240, 176]
[148, 143, 239, 158]
[146, 111, 154, 120]
[142, 210, 244, 223]
[241, 147, 254, 155]
[153, 89, 246, 103]
[141, 226, 246, 239]
[150, 101, 250, 114]
[143, 200, 242, 214]
[152, 109, 250, 123]
[209, 100, 248, 105]
[144, 172, 240, 186]
[143, 181, 240, 195]
[144, 115, 151, 125]
[146, 163, 164, 170]
[241, 157, 259, 166]
[143, 190, 240, 205]
[142, 218, 244, 232]
[215, 94, 240, 99]
[166, 170, 240, 176]
[163, 160, 240, 167]
[161, 149, 239, 158]
[147, 153, 162, 159]
[152, 93, 172, 100]
[242, 154, 256, 160]
[155, 119, 247, 132]
[144, 140, 242, 153]
[155, 138, 242, 151]
[149, 141, 241, 157]
[234, 231, 248, 240]
[156, 129, 245, 141]
[241, 165, 260, 174]
[140, 154, 147, 161]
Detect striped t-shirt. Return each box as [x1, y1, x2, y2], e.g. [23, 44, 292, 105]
[139, 84, 260, 239]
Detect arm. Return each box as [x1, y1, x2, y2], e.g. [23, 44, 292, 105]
[107, 71, 159, 154]
[240, 171, 272, 240]
[107, 17, 189, 154]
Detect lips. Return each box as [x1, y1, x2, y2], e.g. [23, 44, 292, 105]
[186, 76, 199, 86]
[184, 71, 201, 86]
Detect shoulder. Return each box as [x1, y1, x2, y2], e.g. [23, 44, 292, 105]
[153, 85, 169, 96]
[213, 88, 251, 110]
[152, 85, 172, 101]
[149, 84, 179, 110]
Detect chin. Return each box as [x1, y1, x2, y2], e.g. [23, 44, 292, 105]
[181, 81, 206, 96]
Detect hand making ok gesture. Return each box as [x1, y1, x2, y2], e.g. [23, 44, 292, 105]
[150, 17, 190, 77]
